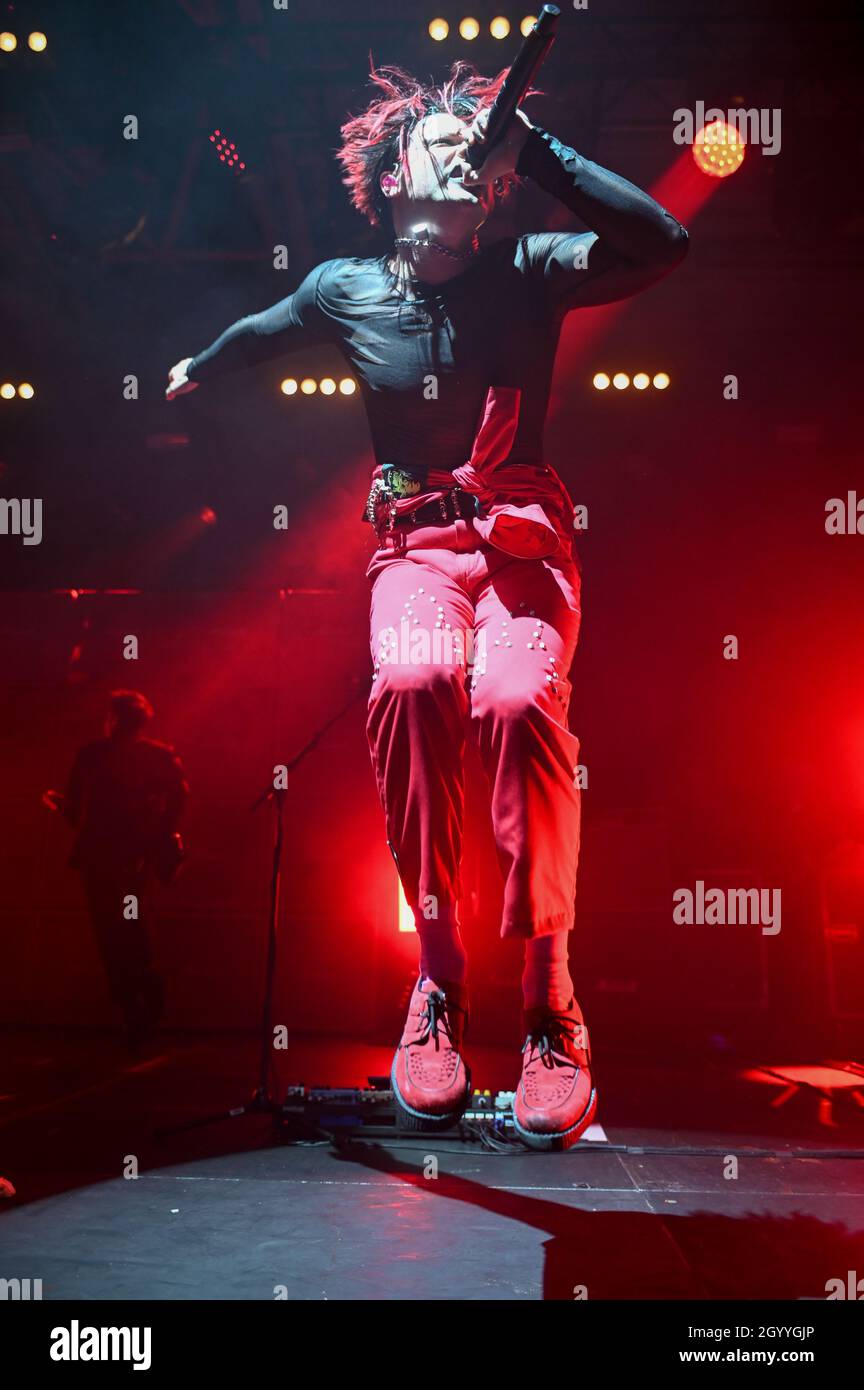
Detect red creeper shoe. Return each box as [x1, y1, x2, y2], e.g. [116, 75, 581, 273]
[512, 997, 597, 1151]
[391, 976, 471, 1128]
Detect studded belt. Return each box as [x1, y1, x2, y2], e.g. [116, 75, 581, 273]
[362, 463, 479, 536]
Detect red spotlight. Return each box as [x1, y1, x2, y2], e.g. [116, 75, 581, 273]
[199, 507, 217, 526]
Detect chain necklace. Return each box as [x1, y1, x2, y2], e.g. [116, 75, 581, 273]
[392, 229, 480, 262]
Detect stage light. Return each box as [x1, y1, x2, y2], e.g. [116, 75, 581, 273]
[0, 32, 16, 52]
[459, 17, 480, 40]
[28, 32, 47, 52]
[0, 383, 15, 399]
[693, 119, 745, 178]
[428, 18, 449, 40]
[17, 382, 35, 399]
[490, 17, 511, 38]
[520, 16, 537, 37]
[594, 371, 673, 393]
[281, 377, 356, 398]
[398, 880, 415, 933]
[210, 128, 247, 175]
[199, 506, 217, 525]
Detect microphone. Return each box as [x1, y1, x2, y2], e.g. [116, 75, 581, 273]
[465, 4, 561, 171]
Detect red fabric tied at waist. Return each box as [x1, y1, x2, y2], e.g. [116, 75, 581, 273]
[449, 385, 563, 559]
[371, 386, 576, 561]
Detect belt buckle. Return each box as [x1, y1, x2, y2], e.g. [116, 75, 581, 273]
[383, 463, 425, 500]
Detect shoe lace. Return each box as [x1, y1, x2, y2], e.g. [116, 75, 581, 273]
[524, 1010, 586, 1071]
[417, 989, 463, 1052]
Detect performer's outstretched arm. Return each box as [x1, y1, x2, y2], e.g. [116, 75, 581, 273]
[166, 259, 337, 397]
[514, 124, 689, 308]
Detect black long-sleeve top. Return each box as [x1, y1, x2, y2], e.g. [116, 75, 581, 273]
[185, 126, 688, 472]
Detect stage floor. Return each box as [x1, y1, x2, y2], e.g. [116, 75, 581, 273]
[1, 1028, 863, 1301]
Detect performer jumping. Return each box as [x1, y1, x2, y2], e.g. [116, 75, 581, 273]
[166, 61, 688, 1148]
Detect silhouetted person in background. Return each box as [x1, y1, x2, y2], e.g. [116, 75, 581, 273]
[50, 690, 189, 1052]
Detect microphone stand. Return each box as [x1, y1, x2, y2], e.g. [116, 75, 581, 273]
[155, 683, 366, 1140]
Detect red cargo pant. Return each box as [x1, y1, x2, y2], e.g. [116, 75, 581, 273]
[365, 516, 582, 940]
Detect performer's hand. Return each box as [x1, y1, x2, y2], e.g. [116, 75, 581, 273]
[166, 358, 199, 400]
[460, 107, 535, 186]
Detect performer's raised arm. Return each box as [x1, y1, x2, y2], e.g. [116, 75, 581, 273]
[463, 107, 688, 309]
[165, 259, 337, 399]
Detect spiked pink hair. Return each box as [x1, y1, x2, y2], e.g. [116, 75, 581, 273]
[336, 57, 534, 228]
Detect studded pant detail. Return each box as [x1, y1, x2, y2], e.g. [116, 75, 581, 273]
[365, 519, 582, 940]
